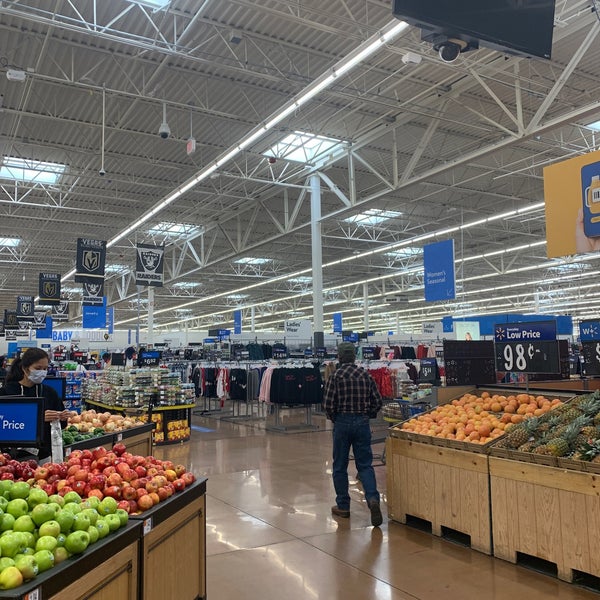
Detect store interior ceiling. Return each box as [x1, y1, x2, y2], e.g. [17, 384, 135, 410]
[1, 0, 600, 337]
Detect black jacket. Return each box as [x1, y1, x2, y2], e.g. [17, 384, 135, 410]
[0, 382, 65, 459]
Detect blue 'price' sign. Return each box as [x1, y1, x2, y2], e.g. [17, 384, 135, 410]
[494, 320, 556, 342]
[0, 401, 41, 444]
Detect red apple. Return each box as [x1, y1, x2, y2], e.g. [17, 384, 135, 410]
[181, 472, 195, 486]
[174, 465, 186, 477]
[157, 488, 169, 502]
[58, 486, 73, 496]
[88, 489, 104, 500]
[161, 460, 174, 471]
[102, 466, 116, 477]
[70, 450, 83, 460]
[145, 480, 159, 494]
[173, 479, 185, 492]
[122, 486, 137, 501]
[134, 466, 147, 478]
[148, 492, 160, 506]
[112, 443, 126, 456]
[34, 467, 50, 480]
[106, 473, 122, 487]
[74, 469, 89, 482]
[164, 470, 177, 482]
[136, 488, 148, 500]
[117, 500, 131, 513]
[146, 467, 159, 478]
[81, 450, 93, 461]
[81, 459, 92, 469]
[0, 473, 14, 481]
[67, 465, 81, 477]
[73, 480, 87, 495]
[137, 495, 154, 512]
[56, 479, 69, 491]
[104, 485, 121, 499]
[47, 474, 60, 484]
[88, 474, 106, 490]
[92, 446, 108, 460]
[56, 464, 68, 479]
[128, 500, 138, 513]
[42, 484, 55, 495]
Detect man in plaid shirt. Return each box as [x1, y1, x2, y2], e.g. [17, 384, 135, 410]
[323, 342, 383, 526]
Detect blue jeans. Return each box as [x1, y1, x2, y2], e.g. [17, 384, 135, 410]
[332, 413, 380, 510]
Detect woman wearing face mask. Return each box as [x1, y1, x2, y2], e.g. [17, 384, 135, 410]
[1, 348, 71, 461]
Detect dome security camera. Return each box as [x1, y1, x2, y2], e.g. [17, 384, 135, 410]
[158, 102, 170, 139]
[434, 37, 469, 63]
[99, 168, 106, 176]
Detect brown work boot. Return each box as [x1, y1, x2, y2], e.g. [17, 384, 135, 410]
[368, 499, 383, 527]
[331, 505, 350, 518]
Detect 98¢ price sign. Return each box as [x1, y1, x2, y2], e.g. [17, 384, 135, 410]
[495, 340, 560, 374]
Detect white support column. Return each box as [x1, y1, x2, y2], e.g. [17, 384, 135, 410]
[363, 282, 369, 332]
[310, 174, 324, 348]
[147, 286, 154, 345]
[251, 305, 255, 333]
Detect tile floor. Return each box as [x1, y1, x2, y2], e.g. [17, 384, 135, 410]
[155, 410, 599, 600]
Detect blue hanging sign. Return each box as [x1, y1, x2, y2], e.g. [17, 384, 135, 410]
[494, 320, 557, 342]
[580, 320, 600, 341]
[233, 311, 242, 335]
[333, 313, 343, 333]
[107, 307, 114, 334]
[423, 239, 456, 302]
[35, 315, 53, 340]
[82, 298, 107, 329]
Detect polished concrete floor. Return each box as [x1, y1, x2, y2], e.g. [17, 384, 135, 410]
[155, 409, 599, 600]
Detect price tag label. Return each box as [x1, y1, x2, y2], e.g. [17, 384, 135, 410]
[24, 589, 40, 600]
[419, 358, 437, 383]
[582, 341, 600, 376]
[143, 517, 153, 535]
[116, 433, 123, 442]
[65, 447, 71, 456]
[495, 340, 560, 374]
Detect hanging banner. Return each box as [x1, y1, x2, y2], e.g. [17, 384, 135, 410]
[16, 295, 35, 321]
[38, 273, 61, 305]
[333, 312, 343, 333]
[544, 148, 600, 258]
[4, 310, 18, 329]
[135, 243, 165, 287]
[32, 311, 47, 329]
[107, 307, 114, 334]
[233, 310, 242, 335]
[82, 281, 105, 306]
[35, 315, 52, 339]
[75, 238, 106, 283]
[0, 320, 4, 337]
[423, 239, 456, 302]
[51, 300, 69, 322]
[580, 320, 600, 341]
[83, 298, 107, 329]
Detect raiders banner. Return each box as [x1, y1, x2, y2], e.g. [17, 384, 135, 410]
[51, 300, 69, 322]
[16, 295, 34, 321]
[82, 280, 104, 306]
[75, 238, 106, 283]
[135, 243, 165, 287]
[39, 273, 61, 305]
[0, 320, 4, 336]
[4, 310, 18, 329]
[33, 311, 47, 329]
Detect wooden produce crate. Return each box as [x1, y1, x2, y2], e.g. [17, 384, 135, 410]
[132, 478, 207, 600]
[386, 437, 492, 554]
[490, 456, 600, 583]
[0, 521, 142, 600]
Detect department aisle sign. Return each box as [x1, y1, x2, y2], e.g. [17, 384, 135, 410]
[423, 239, 456, 302]
[135, 243, 164, 287]
[38, 273, 61, 305]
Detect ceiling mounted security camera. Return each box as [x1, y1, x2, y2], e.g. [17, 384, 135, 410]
[433, 37, 470, 63]
[159, 102, 170, 139]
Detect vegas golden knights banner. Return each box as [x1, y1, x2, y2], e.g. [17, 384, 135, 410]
[39, 273, 61, 305]
[51, 300, 69, 322]
[16, 295, 34, 321]
[4, 309, 18, 329]
[75, 238, 106, 283]
[135, 244, 164, 287]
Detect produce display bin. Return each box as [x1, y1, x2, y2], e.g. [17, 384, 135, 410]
[490, 456, 600, 583]
[64, 423, 155, 456]
[0, 521, 142, 600]
[131, 478, 207, 600]
[386, 436, 492, 554]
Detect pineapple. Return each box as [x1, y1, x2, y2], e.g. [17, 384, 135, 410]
[506, 417, 539, 449]
[517, 441, 536, 453]
[579, 438, 600, 462]
[576, 396, 600, 419]
[546, 416, 588, 457]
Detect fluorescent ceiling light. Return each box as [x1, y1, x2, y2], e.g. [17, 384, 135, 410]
[586, 119, 600, 131]
[345, 209, 402, 226]
[148, 222, 199, 238]
[61, 285, 82, 293]
[0, 157, 65, 185]
[235, 257, 271, 265]
[227, 293, 249, 300]
[548, 261, 591, 273]
[0, 237, 20, 247]
[105, 264, 129, 273]
[266, 131, 341, 164]
[128, 0, 170, 9]
[172, 281, 199, 288]
[386, 247, 422, 258]
[288, 276, 312, 284]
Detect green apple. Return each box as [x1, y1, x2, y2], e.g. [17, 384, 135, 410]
[97, 497, 118, 516]
[13, 516, 35, 533]
[0, 557, 14, 571]
[31, 503, 58, 526]
[82, 497, 100, 510]
[72, 513, 91, 532]
[81, 508, 98, 526]
[52, 546, 68, 565]
[20, 532, 35, 550]
[94, 518, 110, 539]
[0, 481, 13, 495]
[48, 495, 65, 508]
[9, 482, 30, 500]
[0, 497, 8, 512]
[104, 513, 121, 532]
[33, 549, 54, 573]
[26, 488, 48, 508]
[62, 502, 82, 515]
[6, 499, 28, 518]
[87, 525, 99, 544]
[55, 510, 74, 533]
[14, 554, 38, 580]
[19, 547, 34, 556]
[115, 509, 129, 527]
[55, 533, 66, 548]
[38, 520, 61, 538]
[35, 536, 58, 553]
[64, 531, 89, 555]
[62, 491, 81, 504]
[0, 514, 14, 532]
[0, 565, 23, 590]
[0, 534, 20, 558]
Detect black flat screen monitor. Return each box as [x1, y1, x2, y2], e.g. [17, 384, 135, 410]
[392, 0, 556, 59]
[0, 396, 44, 446]
[42, 377, 66, 401]
[110, 353, 125, 366]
